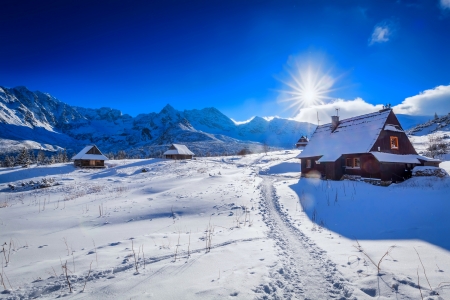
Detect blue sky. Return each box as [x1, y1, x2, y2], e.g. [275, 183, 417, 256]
[1, 0, 450, 121]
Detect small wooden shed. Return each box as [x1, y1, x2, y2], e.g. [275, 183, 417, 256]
[295, 136, 309, 148]
[72, 145, 109, 168]
[163, 144, 194, 160]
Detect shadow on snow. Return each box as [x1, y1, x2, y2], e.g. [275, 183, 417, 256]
[287, 177, 450, 251]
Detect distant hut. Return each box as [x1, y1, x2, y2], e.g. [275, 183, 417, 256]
[72, 145, 109, 168]
[295, 136, 309, 148]
[163, 144, 194, 160]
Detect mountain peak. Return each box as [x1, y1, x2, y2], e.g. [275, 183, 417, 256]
[160, 104, 176, 113]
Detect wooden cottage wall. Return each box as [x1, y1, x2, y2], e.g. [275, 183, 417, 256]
[325, 162, 337, 180]
[341, 153, 381, 179]
[380, 163, 409, 182]
[300, 156, 324, 178]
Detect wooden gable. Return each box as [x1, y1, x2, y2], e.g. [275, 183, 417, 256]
[370, 110, 417, 155]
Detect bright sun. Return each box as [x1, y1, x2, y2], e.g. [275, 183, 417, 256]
[278, 62, 336, 114]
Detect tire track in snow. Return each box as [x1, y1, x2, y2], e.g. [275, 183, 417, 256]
[255, 176, 354, 299]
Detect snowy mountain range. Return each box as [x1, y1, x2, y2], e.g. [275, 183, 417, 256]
[0, 86, 316, 155]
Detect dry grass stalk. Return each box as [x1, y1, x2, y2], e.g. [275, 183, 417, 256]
[0, 272, 6, 290]
[1, 261, 12, 290]
[187, 231, 191, 258]
[353, 240, 394, 274]
[61, 260, 72, 293]
[92, 240, 98, 267]
[82, 261, 93, 292]
[174, 233, 180, 262]
[414, 247, 434, 293]
[142, 245, 145, 269]
[438, 282, 450, 288]
[417, 267, 423, 300]
[63, 237, 70, 256]
[131, 240, 139, 273]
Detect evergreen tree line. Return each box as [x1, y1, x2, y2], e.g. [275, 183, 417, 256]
[1, 148, 70, 168]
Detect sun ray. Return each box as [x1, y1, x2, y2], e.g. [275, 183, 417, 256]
[277, 61, 336, 115]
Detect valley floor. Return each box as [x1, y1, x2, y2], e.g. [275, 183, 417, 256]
[0, 151, 449, 299]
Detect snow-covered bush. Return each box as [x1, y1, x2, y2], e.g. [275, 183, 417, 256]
[412, 166, 448, 178]
[425, 134, 449, 158]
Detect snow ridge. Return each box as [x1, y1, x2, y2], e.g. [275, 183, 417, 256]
[406, 113, 450, 136]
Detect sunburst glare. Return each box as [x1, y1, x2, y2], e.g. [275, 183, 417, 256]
[277, 60, 338, 115]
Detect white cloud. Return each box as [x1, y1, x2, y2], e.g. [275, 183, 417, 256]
[441, 0, 450, 10]
[291, 85, 450, 124]
[393, 85, 450, 115]
[368, 20, 396, 46]
[294, 98, 383, 124]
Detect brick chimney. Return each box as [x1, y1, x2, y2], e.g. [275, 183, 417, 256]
[331, 116, 339, 131]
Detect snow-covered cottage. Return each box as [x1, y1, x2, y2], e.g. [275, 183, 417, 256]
[295, 136, 309, 148]
[163, 144, 194, 160]
[297, 108, 440, 184]
[72, 145, 109, 168]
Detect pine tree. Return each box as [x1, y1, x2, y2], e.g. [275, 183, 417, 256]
[37, 150, 45, 165]
[29, 150, 36, 165]
[2, 155, 15, 167]
[43, 156, 52, 165]
[117, 150, 127, 160]
[62, 148, 69, 162]
[7, 155, 15, 167]
[16, 147, 31, 167]
[434, 112, 439, 120]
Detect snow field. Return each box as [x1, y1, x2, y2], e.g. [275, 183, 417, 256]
[0, 158, 278, 299]
[1, 149, 450, 299]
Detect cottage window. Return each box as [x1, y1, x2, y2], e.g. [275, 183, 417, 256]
[346, 158, 352, 167]
[306, 159, 311, 168]
[345, 157, 361, 168]
[390, 136, 399, 149]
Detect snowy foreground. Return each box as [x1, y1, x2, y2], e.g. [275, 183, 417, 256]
[1, 151, 450, 299]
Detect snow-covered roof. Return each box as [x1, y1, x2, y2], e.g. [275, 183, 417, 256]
[369, 152, 439, 164]
[163, 144, 194, 156]
[384, 124, 404, 132]
[298, 110, 390, 162]
[72, 145, 109, 160]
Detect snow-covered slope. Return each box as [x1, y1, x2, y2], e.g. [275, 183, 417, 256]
[406, 113, 450, 160]
[406, 113, 450, 136]
[0, 86, 315, 155]
[1, 151, 449, 299]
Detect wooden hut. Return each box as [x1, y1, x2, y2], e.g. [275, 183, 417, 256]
[163, 144, 194, 160]
[297, 108, 440, 184]
[72, 145, 108, 168]
[295, 136, 309, 148]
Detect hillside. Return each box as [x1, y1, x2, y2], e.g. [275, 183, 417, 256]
[0, 86, 315, 156]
